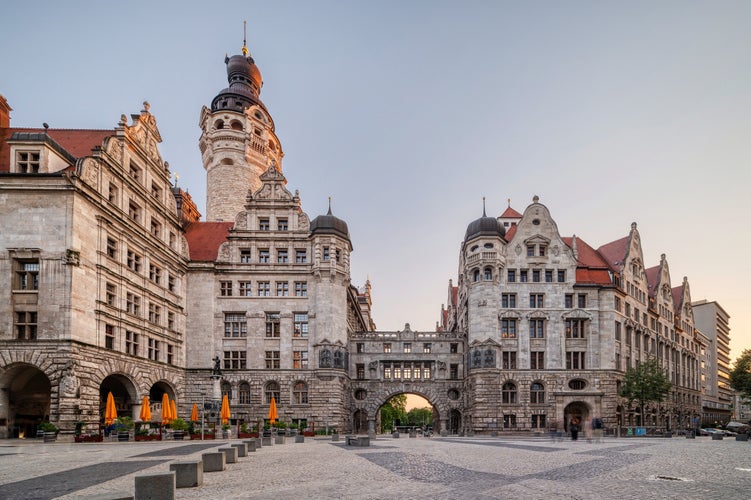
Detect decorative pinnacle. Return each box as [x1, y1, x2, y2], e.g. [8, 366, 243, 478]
[242, 20, 249, 56]
[327, 196, 332, 215]
[482, 196, 487, 217]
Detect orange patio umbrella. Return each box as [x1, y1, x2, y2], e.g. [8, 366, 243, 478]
[104, 391, 117, 426]
[190, 402, 199, 423]
[268, 396, 278, 425]
[171, 399, 178, 421]
[139, 396, 151, 422]
[220, 394, 231, 425]
[161, 393, 171, 425]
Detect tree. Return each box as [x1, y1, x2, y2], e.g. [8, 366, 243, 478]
[379, 394, 407, 432]
[730, 349, 751, 400]
[406, 407, 433, 427]
[619, 358, 671, 426]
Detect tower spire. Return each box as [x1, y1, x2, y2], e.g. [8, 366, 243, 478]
[242, 20, 249, 56]
[327, 196, 333, 215]
[482, 196, 487, 217]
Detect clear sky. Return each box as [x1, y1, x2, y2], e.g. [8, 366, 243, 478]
[2, 1, 749, 360]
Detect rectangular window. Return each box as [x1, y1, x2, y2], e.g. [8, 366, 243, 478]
[557, 269, 566, 282]
[539, 246, 546, 257]
[403, 343, 412, 353]
[501, 293, 516, 308]
[566, 351, 585, 370]
[527, 245, 535, 257]
[565, 319, 586, 339]
[565, 294, 573, 308]
[323, 247, 330, 261]
[383, 365, 392, 379]
[106, 237, 117, 259]
[519, 270, 528, 282]
[150, 182, 161, 201]
[423, 365, 431, 379]
[529, 293, 544, 308]
[258, 281, 270, 296]
[105, 324, 115, 349]
[277, 218, 288, 231]
[149, 264, 161, 284]
[240, 249, 251, 263]
[531, 414, 546, 429]
[545, 269, 553, 282]
[294, 351, 309, 369]
[501, 319, 517, 338]
[614, 296, 622, 312]
[224, 350, 247, 369]
[507, 269, 516, 283]
[529, 319, 545, 338]
[532, 269, 541, 282]
[450, 343, 458, 354]
[277, 249, 289, 263]
[414, 366, 422, 379]
[357, 343, 364, 353]
[167, 344, 174, 365]
[15, 311, 37, 339]
[105, 282, 117, 307]
[294, 313, 308, 337]
[238, 281, 252, 296]
[394, 366, 402, 379]
[126, 250, 142, 272]
[148, 338, 159, 361]
[265, 313, 281, 337]
[265, 350, 280, 369]
[503, 415, 517, 429]
[294, 282, 307, 297]
[167, 311, 175, 331]
[167, 274, 176, 293]
[108, 183, 118, 204]
[578, 294, 587, 308]
[530, 351, 544, 370]
[502, 351, 517, 369]
[259, 249, 270, 263]
[224, 313, 247, 337]
[128, 200, 140, 223]
[16, 151, 40, 173]
[404, 366, 412, 379]
[383, 343, 392, 353]
[423, 343, 432, 353]
[295, 249, 307, 263]
[14, 260, 39, 291]
[148, 303, 161, 325]
[129, 162, 141, 182]
[220, 281, 233, 296]
[125, 331, 139, 356]
[356, 363, 365, 379]
[276, 282, 289, 297]
[259, 218, 270, 231]
[150, 218, 161, 238]
[449, 364, 458, 380]
[125, 293, 141, 317]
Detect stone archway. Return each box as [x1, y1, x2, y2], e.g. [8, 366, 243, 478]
[563, 401, 590, 431]
[149, 381, 176, 423]
[0, 363, 51, 438]
[100, 374, 138, 423]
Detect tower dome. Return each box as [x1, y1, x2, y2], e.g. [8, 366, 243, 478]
[464, 205, 506, 241]
[211, 51, 264, 112]
[311, 204, 351, 243]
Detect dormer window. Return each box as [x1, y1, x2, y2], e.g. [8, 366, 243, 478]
[16, 151, 40, 173]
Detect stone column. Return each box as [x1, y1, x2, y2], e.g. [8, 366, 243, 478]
[367, 419, 376, 439]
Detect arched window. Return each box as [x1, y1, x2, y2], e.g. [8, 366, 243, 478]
[293, 381, 308, 404]
[238, 382, 251, 404]
[502, 382, 517, 404]
[230, 120, 243, 131]
[214, 119, 224, 129]
[221, 381, 232, 401]
[265, 381, 280, 404]
[473, 269, 480, 282]
[484, 267, 492, 281]
[530, 382, 545, 404]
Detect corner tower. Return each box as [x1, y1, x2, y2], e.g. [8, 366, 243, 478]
[199, 36, 284, 222]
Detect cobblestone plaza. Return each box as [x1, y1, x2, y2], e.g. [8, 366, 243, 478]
[0, 435, 749, 499]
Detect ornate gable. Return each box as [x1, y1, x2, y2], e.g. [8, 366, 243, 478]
[121, 102, 164, 168]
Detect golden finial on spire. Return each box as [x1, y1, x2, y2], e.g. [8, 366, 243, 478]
[242, 20, 249, 56]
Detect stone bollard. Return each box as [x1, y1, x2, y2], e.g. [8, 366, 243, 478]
[202, 452, 226, 472]
[134, 471, 175, 500]
[295, 435, 304, 443]
[219, 446, 238, 464]
[331, 433, 340, 442]
[231, 443, 248, 457]
[262, 436, 273, 446]
[78, 492, 133, 500]
[711, 433, 723, 440]
[169, 460, 203, 488]
[392, 431, 400, 438]
[243, 439, 258, 452]
[275, 435, 286, 445]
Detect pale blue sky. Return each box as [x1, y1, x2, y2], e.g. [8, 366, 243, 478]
[2, 1, 749, 358]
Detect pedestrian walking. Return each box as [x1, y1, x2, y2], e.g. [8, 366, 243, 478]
[592, 417, 604, 443]
[570, 417, 580, 441]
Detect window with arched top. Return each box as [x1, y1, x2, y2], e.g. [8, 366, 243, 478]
[293, 381, 308, 404]
[530, 382, 545, 404]
[221, 382, 232, 401]
[473, 269, 480, 282]
[265, 381, 280, 404]
[484, 268, 492, 281]
[214, 119, 225, 129]
[238, 382, 251, 404]
[502, 382, 517, 404]
[230, 120, 243, 131]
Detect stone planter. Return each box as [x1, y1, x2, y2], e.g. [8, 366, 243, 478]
[711, 433, 723, 440]
[173, 431, 185, 440]
[275, 435, 286, 444]
[392, 431, 400, 438]
[75, 435, 103, 443]
[135, 434, 162, 442]
[43, 432, 57, 443]
[190, 433, 215, 440]
[736, 434, 748, 441]
[118, 432, 130, 442]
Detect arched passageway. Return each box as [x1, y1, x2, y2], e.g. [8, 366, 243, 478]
[0, 364, 51, 438]
[100, 374, 138, 423]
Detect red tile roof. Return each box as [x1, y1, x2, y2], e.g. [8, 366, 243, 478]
[645, 265, 660, 298]
[597, 236, 629, 271]
[500, 206, 522, 218]
[184, 222, 233, 261]
[672, 286, 684, 314]
[505, 224, 517, 240]
[0, 127, 113, 172]
[562, 236, 613, 285]
[451, 286, 458, 307]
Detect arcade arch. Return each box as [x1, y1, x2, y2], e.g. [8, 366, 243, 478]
[0, 363, 51, 438]
[99, 374, 138, 422]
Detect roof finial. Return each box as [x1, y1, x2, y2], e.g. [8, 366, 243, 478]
[327, 196, 332, 215]
[242, 20, 249, 56]
[507, 198, 511, 208]
[482, 196, 487, 217]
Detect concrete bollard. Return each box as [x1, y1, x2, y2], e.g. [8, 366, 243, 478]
[243, 439, 258, 451]
[275, 435, 286, 445]
[202, 452, 226, 472]
[78, 492, 134, 500]
[295, 435, 304, 443]
[134, 471, 175, 500]
[231, 443, 248, 457]
[218, 446, 238, 464]
[169, 460, 203, 488]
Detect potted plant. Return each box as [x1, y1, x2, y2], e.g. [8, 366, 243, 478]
[170, 418, 189, 440]
[190, 427, 215, 440]
[222, 424, 231, 439]
[276, 421, 287, 436]
[238, 423, 255, 438]
[115, 416, 134, 441]
[40, 422, 57, 443]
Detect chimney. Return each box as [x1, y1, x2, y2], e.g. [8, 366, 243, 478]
[0, 95, 11, 128]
